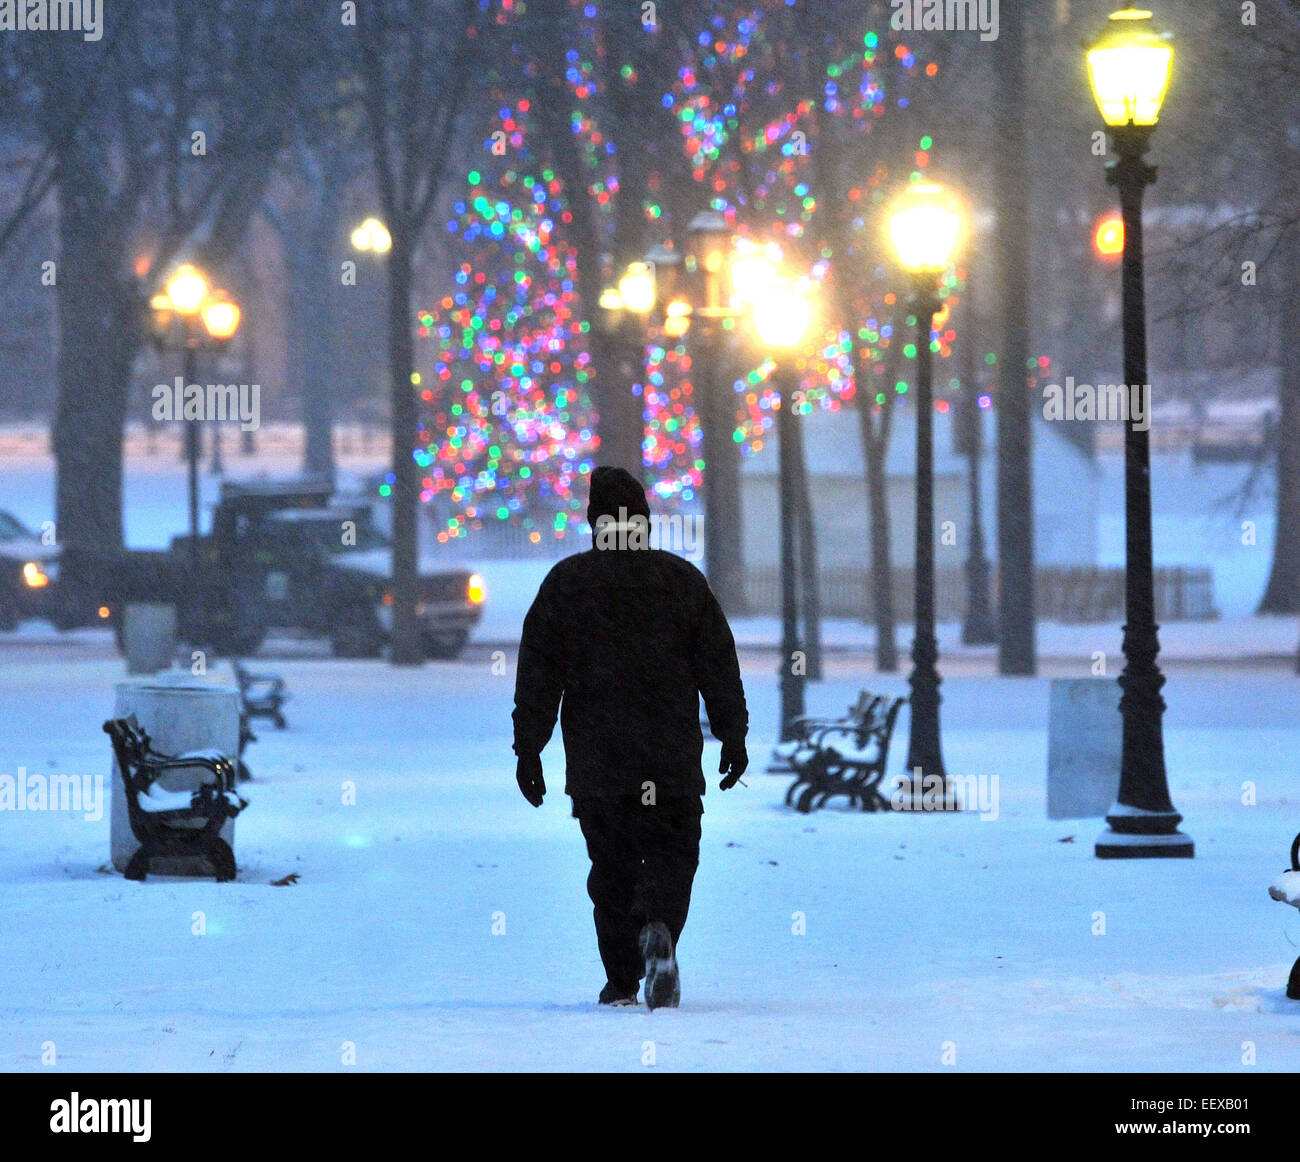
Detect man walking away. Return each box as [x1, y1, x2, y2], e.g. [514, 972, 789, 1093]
[512, 466, 749, 1009]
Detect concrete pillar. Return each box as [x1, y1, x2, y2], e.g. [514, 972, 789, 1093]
[122, 603, 177, 675]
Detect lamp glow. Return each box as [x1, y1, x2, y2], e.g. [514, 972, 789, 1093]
[201, 295, 241, 342]
[753, 282, 813, 351]
[1094, 213, 1125, 258]
[351, 217, 392, 254]
[617, 262, 656, 314]
[730, 251, 780, 307]
[887, 183, 964, 276]
[165, 264, 208, 315]
[1086, 7, 1173, 128]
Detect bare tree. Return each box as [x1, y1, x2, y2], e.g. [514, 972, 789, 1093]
[357, 0, 492, 665]
[7, 1, 315, 558]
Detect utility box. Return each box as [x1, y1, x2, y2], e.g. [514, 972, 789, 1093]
[1047, 678, 1121, 820]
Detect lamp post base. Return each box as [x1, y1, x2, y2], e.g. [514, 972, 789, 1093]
[1095, 803, 1194, 858]
[892, 768, 963, 813]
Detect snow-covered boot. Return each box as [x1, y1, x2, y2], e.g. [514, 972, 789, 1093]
[598, 981, 638, 1006]
[639, 921, 680, 1010]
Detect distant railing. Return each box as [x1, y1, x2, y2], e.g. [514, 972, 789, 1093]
[432, 521, 579, 561]
[744, 565, 1218, 624]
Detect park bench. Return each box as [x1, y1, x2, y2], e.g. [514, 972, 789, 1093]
[779, 691, 905, 814]
[770, 690, 876, 774]
[103, 715, 247, 882]
[233, 661, 289, 730]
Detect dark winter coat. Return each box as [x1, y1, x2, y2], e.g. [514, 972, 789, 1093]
[511, 542, 748, 801]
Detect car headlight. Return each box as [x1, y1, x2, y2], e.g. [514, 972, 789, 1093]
[22, 561, 51, 589]
[467, 573, 486, 604]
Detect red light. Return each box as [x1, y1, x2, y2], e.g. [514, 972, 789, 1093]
[1094, 214, 1125, 259]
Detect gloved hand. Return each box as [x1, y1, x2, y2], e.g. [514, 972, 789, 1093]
[516, 753, 546, 807]
[718, 741, 749, 790]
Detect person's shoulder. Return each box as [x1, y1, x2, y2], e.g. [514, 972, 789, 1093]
[648, 549, 709, 589]
[538, 550, 599, 590]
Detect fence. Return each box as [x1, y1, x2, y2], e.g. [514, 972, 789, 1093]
[743, 564, 1218, 623]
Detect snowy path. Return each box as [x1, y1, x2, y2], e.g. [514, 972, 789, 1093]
[1, 655, 1298, 1072]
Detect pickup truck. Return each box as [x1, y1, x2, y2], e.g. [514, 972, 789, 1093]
[54, 479, 484, 659]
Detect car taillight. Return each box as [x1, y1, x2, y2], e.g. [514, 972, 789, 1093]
[98, 605, 111, 620]
[22, 562, 50, 588]
[467, 574, 486, 604]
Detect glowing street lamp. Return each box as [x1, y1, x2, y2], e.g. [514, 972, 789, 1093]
[616, 261, 656, 315]
[1086, 6, 1173, 130]
[754, 280, 814, 743]
[751, 280, 813, 352]
[201, 294, 242, 343]
[730, 244, 781, 310]
[1085, 6, 1192, 859]
[887, 183, 965, 276]
[351, 217, 392, 254]
[887, 180, 965, 809]
[149, 264, 243, 578]
[165, 263, 208, 316]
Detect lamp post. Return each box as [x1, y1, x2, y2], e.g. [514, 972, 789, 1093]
[1086, 5, 1192, 858]
[959, 276, 997, 645]
[149, 266, 242, 553]
[351, 215, 392, 444]
[887, 183, 964, 808]
[752, 280, 814, 742]
[149, 266, 241, 632]
[596, 247, 678, 473]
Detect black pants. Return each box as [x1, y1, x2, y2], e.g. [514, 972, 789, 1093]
[574, 796, 702, 993]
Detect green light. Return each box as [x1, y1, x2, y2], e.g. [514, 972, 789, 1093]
[468, 170, 481, 185]
[919, 136, 933, 150]
[896, 382, 908, 394]
[904, 344, 917, 359]
[984, 353, 997, 366]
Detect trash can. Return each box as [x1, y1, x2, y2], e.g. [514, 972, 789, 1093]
[109, 677, 241, 875]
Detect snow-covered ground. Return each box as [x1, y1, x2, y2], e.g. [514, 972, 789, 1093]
[1, 649, 1297, 1072]
[2, 438, 1298, 1072]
